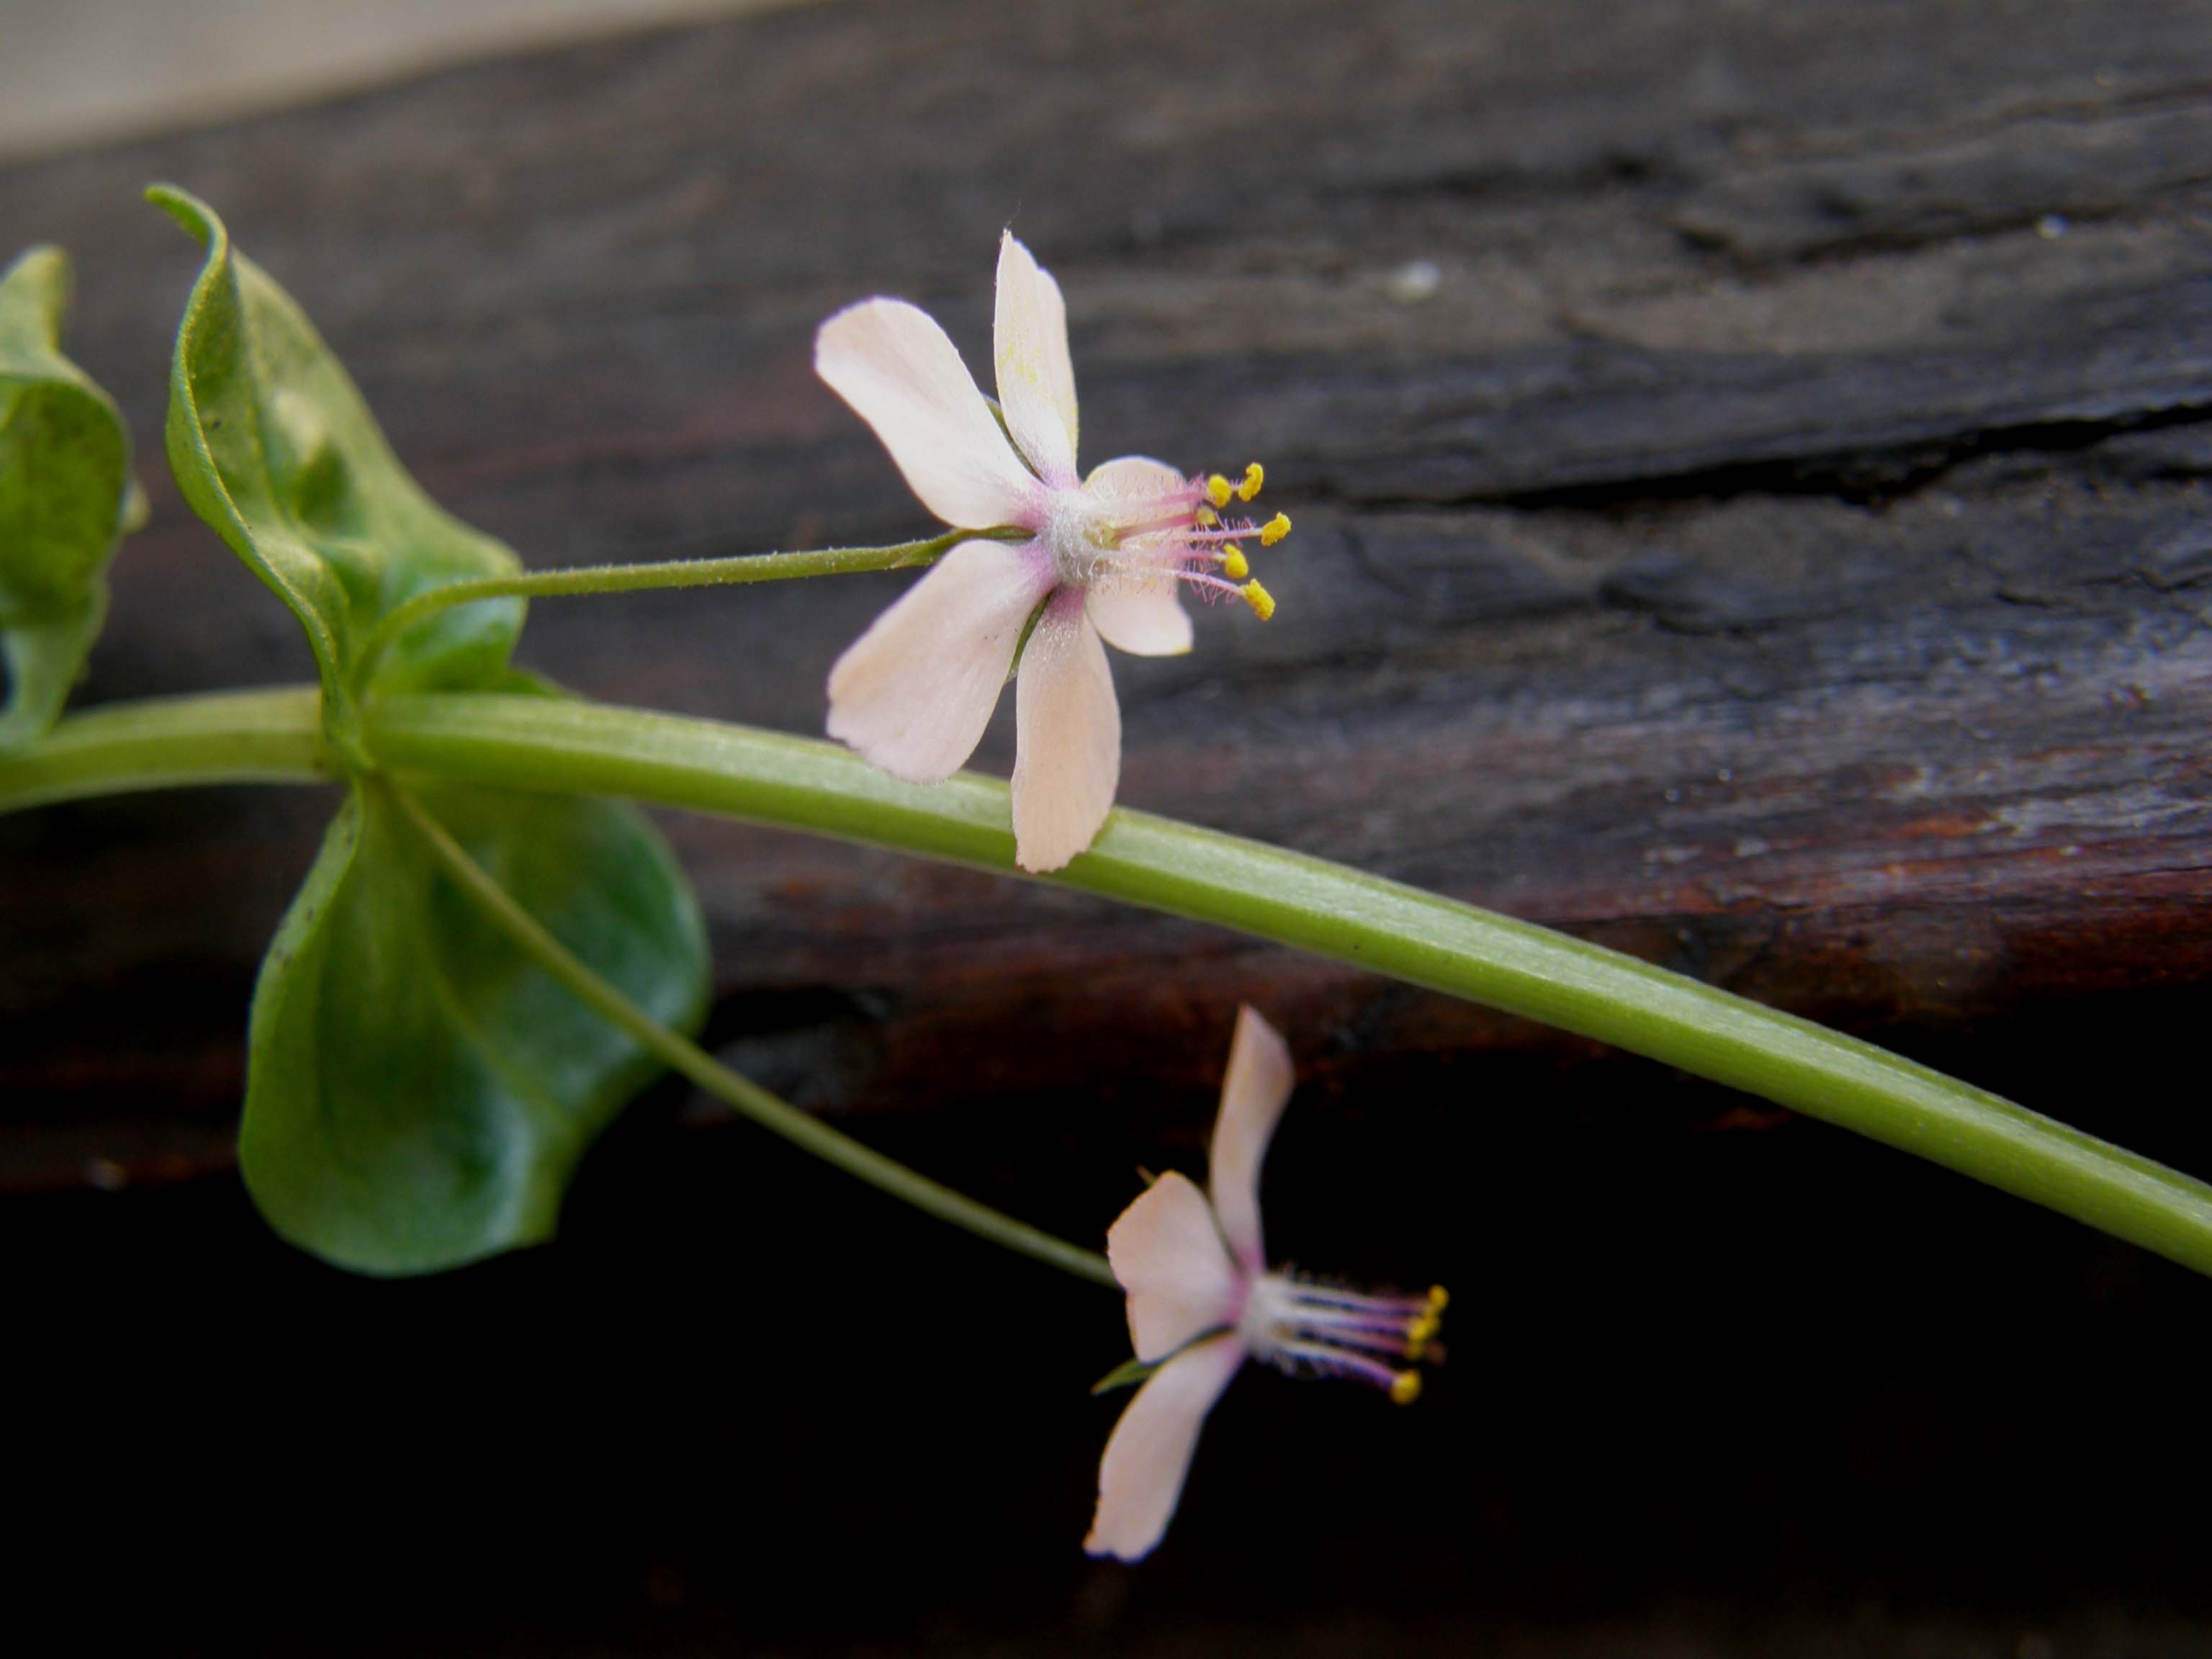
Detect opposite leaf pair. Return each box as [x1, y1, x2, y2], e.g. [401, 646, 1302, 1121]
[151, 189, 710, 1274]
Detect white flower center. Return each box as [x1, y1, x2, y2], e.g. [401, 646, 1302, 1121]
[1236, 1273, 1299, 1362]
[1042, 487, 1119, 589]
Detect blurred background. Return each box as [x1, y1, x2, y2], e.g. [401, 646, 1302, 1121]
[0, 1, 795, 159]
[6, 0, 2212, 1654]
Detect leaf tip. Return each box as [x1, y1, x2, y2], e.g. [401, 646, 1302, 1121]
[0, 243, 73, 332]
[145, 184, 224, 252]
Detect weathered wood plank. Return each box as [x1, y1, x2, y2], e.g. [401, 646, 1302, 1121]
[4, 0, 2212, 1189]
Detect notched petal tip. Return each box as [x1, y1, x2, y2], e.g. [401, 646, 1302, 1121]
[1105, 1170, 1241, 1362]
[1084, 1334, 1244, 1562]
[1012, 599, 1120, 872]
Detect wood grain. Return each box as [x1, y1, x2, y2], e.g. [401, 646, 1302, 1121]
[6, 0, 2211, 1182]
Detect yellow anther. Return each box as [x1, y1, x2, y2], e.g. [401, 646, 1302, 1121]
[1195, 504, 1220, 528]
[1241, 578, 1276, 621]
[1426, 1285, 1450, 1313]
[1406, 1312, 1439, 1361]
[1259, 512, 1292, 547]
[1220, 545, 1250, 580]
[1236, 462, 1264, 501]
[1390, 1370, 1423, 1406]
[1205, 474, 1235, 509]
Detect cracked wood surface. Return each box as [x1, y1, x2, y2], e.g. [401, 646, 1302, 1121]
[6, 3, 2212, 1653]
[4, 0, 2209, 1185]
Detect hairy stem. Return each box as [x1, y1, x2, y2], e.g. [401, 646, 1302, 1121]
[12, 685, 2212, 1280]
[357, 531, 994, 681]
[382, 775, 1118, 1290]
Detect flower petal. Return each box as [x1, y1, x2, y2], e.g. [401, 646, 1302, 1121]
[1084, 1334, 1243, 1562]
[1011, 591, 1120, 871]
[816, 297, 1046, 531]
[994, 233, 1079, 486]
[1208, 1004, 1295, 1275]
[1105, 1171, 1243, 1361]
[1082, 454, 1190, 517]
[827, 539, 1053, 783]
[1078, 456, 1197, 655]
[1086, 581, 1193, 657]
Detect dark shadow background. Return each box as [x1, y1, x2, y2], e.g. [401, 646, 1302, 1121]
[14, 1004, 2212, 1655]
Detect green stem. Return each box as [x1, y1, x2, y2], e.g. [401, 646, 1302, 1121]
[12, 685, 2212, 1280]
[358, 531, 984, 681]
[0, 687, 327, 809]
[381, 775, 1117, 1290]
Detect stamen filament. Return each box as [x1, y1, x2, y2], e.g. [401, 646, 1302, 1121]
[1273, 1339, 1409, 1393]
[1287, 1323, 1426, 1362]
[1285, 1305, 1428, 1339]
[1285, 1284, 1436, 1312]
[1177, 570, 1251, 602]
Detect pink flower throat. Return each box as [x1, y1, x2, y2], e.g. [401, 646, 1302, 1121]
[1037, 463, 1285, 620]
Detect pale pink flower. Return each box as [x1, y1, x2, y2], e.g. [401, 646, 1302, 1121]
[1084, 1005, 1447, 1562]
[817, 233, 1287, 873]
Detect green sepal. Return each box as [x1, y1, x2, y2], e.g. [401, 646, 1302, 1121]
[1091, 1356, 1159, 1395]
[148, 186, 524, 763]
[240, 752, 710, 1275]
[0, 246, 135, 750]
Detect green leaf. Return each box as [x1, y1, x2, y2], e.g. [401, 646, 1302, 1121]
[240, 769, 710, 1274]
[145, 193, 712, 1273]
[0, 246, 134, 751]
[148, 186, 523, 761]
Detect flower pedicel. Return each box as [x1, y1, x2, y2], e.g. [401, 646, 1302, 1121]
[1086, 1006, 1446, 1560]
[816, 233, 1287, 872]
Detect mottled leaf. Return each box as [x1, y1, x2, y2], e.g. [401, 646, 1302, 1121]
[150, 186, 523, 758]
[0, 246, 134, 750]
[241, 763, 709, 1274]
